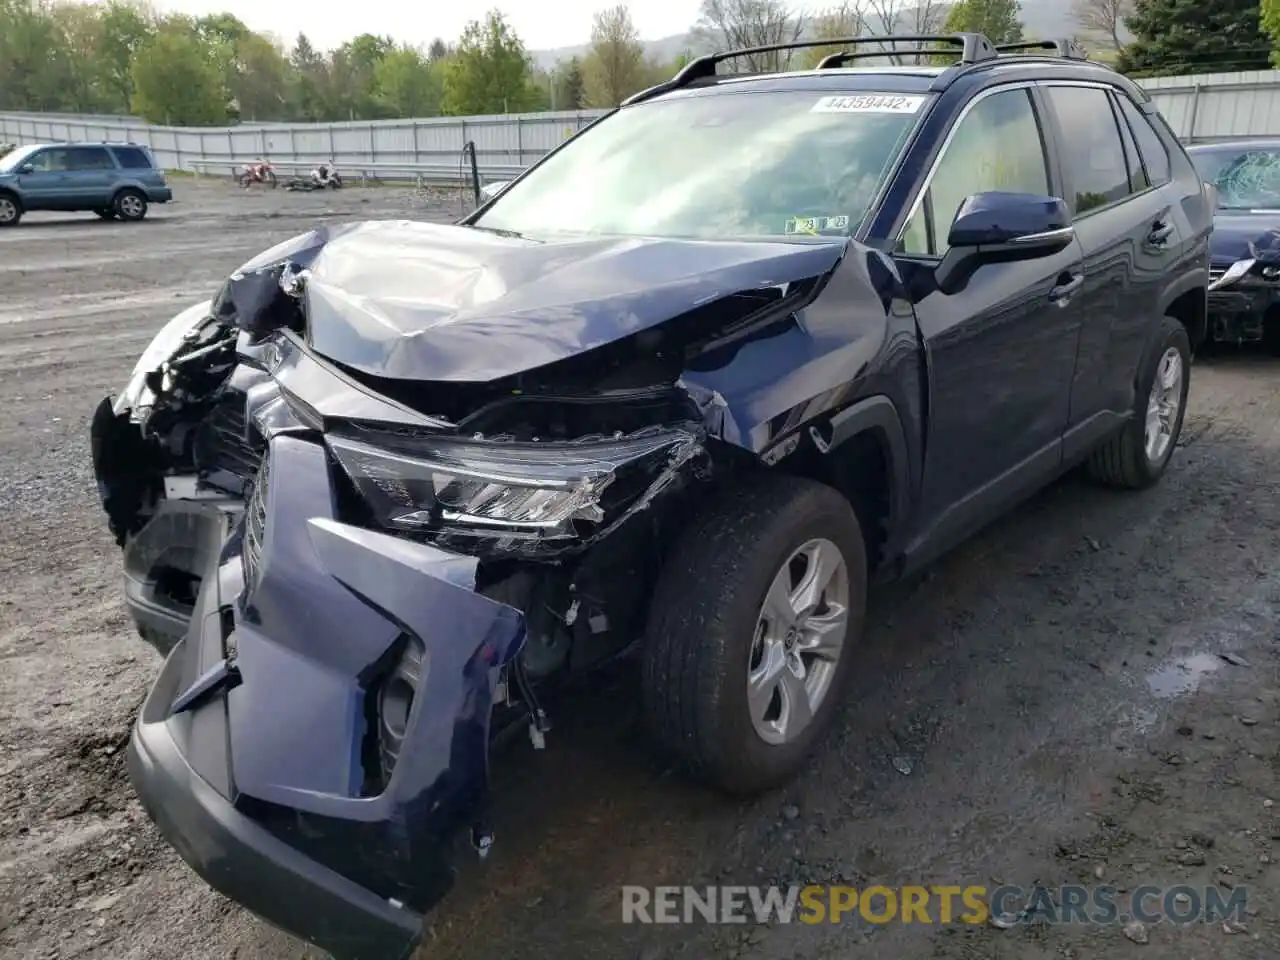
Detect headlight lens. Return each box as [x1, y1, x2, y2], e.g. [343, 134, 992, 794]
[112, 299, 214, 417]
[327, 427, 698, 541]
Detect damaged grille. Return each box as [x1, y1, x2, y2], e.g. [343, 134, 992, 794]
[242, 452, 270, 589]
[196, 390, 263, 487]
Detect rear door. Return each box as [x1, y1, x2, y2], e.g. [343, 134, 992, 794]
[1038, 83, 1181, 451]
[894, 84, 1087, 553]
[63, 145, 118, 208]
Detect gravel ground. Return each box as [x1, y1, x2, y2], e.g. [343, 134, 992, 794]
[1, 179, 1277, 960]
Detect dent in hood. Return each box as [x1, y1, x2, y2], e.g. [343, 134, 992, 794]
[217, 220, 849, 383]
[1210, 214, 1280, 263]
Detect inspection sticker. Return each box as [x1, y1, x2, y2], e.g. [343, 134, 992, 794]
[785, 215, 850, 235]
[810, 94, 925, 114]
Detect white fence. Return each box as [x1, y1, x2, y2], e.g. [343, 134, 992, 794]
[0, 110, 609, 176]
[4, 68, 1280, 174]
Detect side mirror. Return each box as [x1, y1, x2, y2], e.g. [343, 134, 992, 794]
[18, 163, 33, 175]
[935, 192, 1074, 295]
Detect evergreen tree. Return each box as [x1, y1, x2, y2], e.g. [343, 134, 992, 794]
[1119, 0, 1270, 76]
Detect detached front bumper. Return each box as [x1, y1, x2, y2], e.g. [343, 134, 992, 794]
[96, 404, 527, 958]
[129, 647, 423, 959]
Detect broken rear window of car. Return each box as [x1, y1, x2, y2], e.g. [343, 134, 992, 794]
[473, 90, 929, 241]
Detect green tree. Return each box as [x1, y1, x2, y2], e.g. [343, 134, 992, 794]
[941, 0, 1023, 44]
[288, 32, 327, 121]
[582, 4, 646, 107]
[0, 0, 83, 112]
[560, 56, 586, 108]
[130, 17, 227, 124]
[441, 9, 539, 115]
[96, 1, 155, 113]
[1121, 0, 1270, 75]
[374, 45, 442, 117]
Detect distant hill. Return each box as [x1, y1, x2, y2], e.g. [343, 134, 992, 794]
[528, 0, 1130, 71]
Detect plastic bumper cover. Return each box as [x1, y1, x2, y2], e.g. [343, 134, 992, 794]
[128, 647, 423, 959]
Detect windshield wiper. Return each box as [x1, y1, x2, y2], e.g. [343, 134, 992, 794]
[469, 223, 527, 239]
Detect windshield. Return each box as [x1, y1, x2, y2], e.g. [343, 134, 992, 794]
[1190, 146, 1280, 210]
[474, 91, 926, 240]
[0, 144, 40, 173]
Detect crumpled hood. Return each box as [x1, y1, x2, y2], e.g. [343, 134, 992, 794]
[296, 220, 848, 382]
[1209, 212, 1280, 264]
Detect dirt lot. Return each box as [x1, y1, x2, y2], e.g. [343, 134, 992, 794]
[0, 178, 1277, 960]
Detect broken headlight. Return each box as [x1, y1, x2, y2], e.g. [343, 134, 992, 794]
[112, 299, 214, 418]
[327, 427, 698, 541]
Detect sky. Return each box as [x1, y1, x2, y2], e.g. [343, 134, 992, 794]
[146, 0, 706, 53]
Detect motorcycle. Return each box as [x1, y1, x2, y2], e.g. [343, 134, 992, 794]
[284, 165, 343, 191]
[236, 161, 277, 188]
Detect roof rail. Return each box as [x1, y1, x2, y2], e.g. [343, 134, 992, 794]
[814, 33, 996, 69]
[623, 32, 997, 105]
[994, 38, 1087, 60]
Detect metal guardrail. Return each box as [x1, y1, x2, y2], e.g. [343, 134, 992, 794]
[187, 158, 526, 187]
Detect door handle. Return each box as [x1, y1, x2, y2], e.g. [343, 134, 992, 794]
[1049, 272, 1084, 305]
[1148, 220, 1174, 246]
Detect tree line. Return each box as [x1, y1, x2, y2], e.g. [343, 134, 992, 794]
[0, 0, 1275, 127]
[0, 0, 692, 125]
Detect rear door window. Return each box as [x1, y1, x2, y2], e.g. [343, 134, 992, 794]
[67, 146, 116, 171]
[1113, 94, 1172, 186]
[111, 146, 153, 170]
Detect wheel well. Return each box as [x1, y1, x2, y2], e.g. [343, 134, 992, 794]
[775, 428, 892, 573]
[0, 187, 19, 204]
[1166, 288, 1207, 349]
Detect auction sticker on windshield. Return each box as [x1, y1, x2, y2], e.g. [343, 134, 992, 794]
[811, 94, 925, 114]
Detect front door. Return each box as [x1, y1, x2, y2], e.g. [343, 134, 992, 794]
[894, 85, 1087, 558]
[16, 147, 74, 210]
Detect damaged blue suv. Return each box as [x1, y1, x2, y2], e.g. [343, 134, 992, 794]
[91, 33, 1211, 960]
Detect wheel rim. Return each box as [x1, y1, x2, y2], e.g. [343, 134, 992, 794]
[120, 194, 143, 217]
[1144, 346, 1183, 463]
[0, 198, 14, 222]
[747, 538, 850, 746]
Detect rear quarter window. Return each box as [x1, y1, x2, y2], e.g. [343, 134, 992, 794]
[1114, 95, 1171, 186]
[111, 146, 154, 170]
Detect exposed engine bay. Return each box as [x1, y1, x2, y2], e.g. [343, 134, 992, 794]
[93, 219, 860, 766]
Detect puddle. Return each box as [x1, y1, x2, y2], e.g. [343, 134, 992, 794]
[1145, 653, 1222, 699]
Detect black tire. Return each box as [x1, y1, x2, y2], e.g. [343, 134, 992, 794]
[0, 192, 21, 227]
[642, 473, 868, 795]
[1086, 315, 1191, 489]
[95, 208, 117, 220]
[114, 189, 148, 222]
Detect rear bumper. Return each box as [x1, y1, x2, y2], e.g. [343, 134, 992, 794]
[129, 647, 423, 959]
[149, 186, 173, 203]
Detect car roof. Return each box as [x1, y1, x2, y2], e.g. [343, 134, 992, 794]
[28, 141, 148, 149]
[631, 35, 1145, 107]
